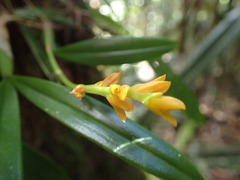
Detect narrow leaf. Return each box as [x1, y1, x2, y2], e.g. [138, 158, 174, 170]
[0, 49, 13, 77]
[11, 76, 203, 180]
[89, 9, 129, 35]
[13, 7, 73, 25]
[20, 26, 55, 80]
[54, 37, 177, 65]
[0, 79, 22, 180]
[23, 144, 70, 180]
[181, 8, 240, 83]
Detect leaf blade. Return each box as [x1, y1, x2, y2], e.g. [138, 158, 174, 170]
[11, 76, 203, 180]
[13, 7, 73, 25]
[181, 8, 240, 83]
[0, 79, 22, 180]
[54, 37, 177, 65]
[0, 49, 13, 77]
[20, 26, 55, 80]
[89, 9, 129, 35]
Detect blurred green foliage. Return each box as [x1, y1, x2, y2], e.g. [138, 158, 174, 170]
[0, 0, 239, 180]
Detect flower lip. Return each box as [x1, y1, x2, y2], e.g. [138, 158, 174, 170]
[107, 94, 133, 112]
[154, 110, 178, 127]
[107, 94, 134, 122]
[144, 96, 186, 126]
[113, 106, 126, 122]
[110, 84, 130, 101]
[147, 96, 186, 111]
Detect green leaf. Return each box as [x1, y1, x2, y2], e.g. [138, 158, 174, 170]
[13, 7, 73, 25]
[20, 26, 55, 80]
[54, 37, 177, 65]
[152, 60, 205, 124]
[181, 7, 240, 83]
[89, 9, 129, 35]
[11, 76, 203, 180]
[23, 144, 70, 180]
[0, 79, 22, 180]
[0, 49, 13, 77]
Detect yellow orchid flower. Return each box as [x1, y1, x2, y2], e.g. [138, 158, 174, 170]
[128, 74, 186, 126]
[94, 73, 134, 122]
[142, 94, 186, 126]
[104, 83, 133, 122]
[107, 86, 134, 122]
[71, 72, 134, 122]
[71, 72, 186, 126]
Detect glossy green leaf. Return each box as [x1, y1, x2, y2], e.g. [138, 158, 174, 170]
[181, 7, 240, 83]
[23, 144, 70, 180]
[152, 60, 205, 124]
[11, 76, 203, 180]
[54, 37, 177, 65]
[0, 79, 22, 180]
[0, 49, 13, 77]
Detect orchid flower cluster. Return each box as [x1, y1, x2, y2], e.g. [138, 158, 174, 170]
[70, 72, 186, 126]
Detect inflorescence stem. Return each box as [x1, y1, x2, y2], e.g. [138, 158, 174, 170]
[43, 20, 77, 89]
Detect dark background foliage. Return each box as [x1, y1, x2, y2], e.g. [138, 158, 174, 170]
[3, 1, 145, 179]
[1, 0, 240, 179]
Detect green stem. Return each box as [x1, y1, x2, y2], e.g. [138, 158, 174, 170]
[127, 87, 149, 102]
[84, 84, 110, 97]
[128, 87, 162, 105]
[174, 121, 199, 152]
[43, 21, 76, 89]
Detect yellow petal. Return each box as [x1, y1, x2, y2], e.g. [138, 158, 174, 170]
[152, 74, 166, 81]
[135, 81, 171, 93]
[124, 98, 134, 112]
[97, 72, 121, 87]
[107, 95, 134, 112]
[148, 96, 186, 111]
[112, 106, 126, 122]
[152, 110, 177, 126]
[107, 94, 134, 122]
